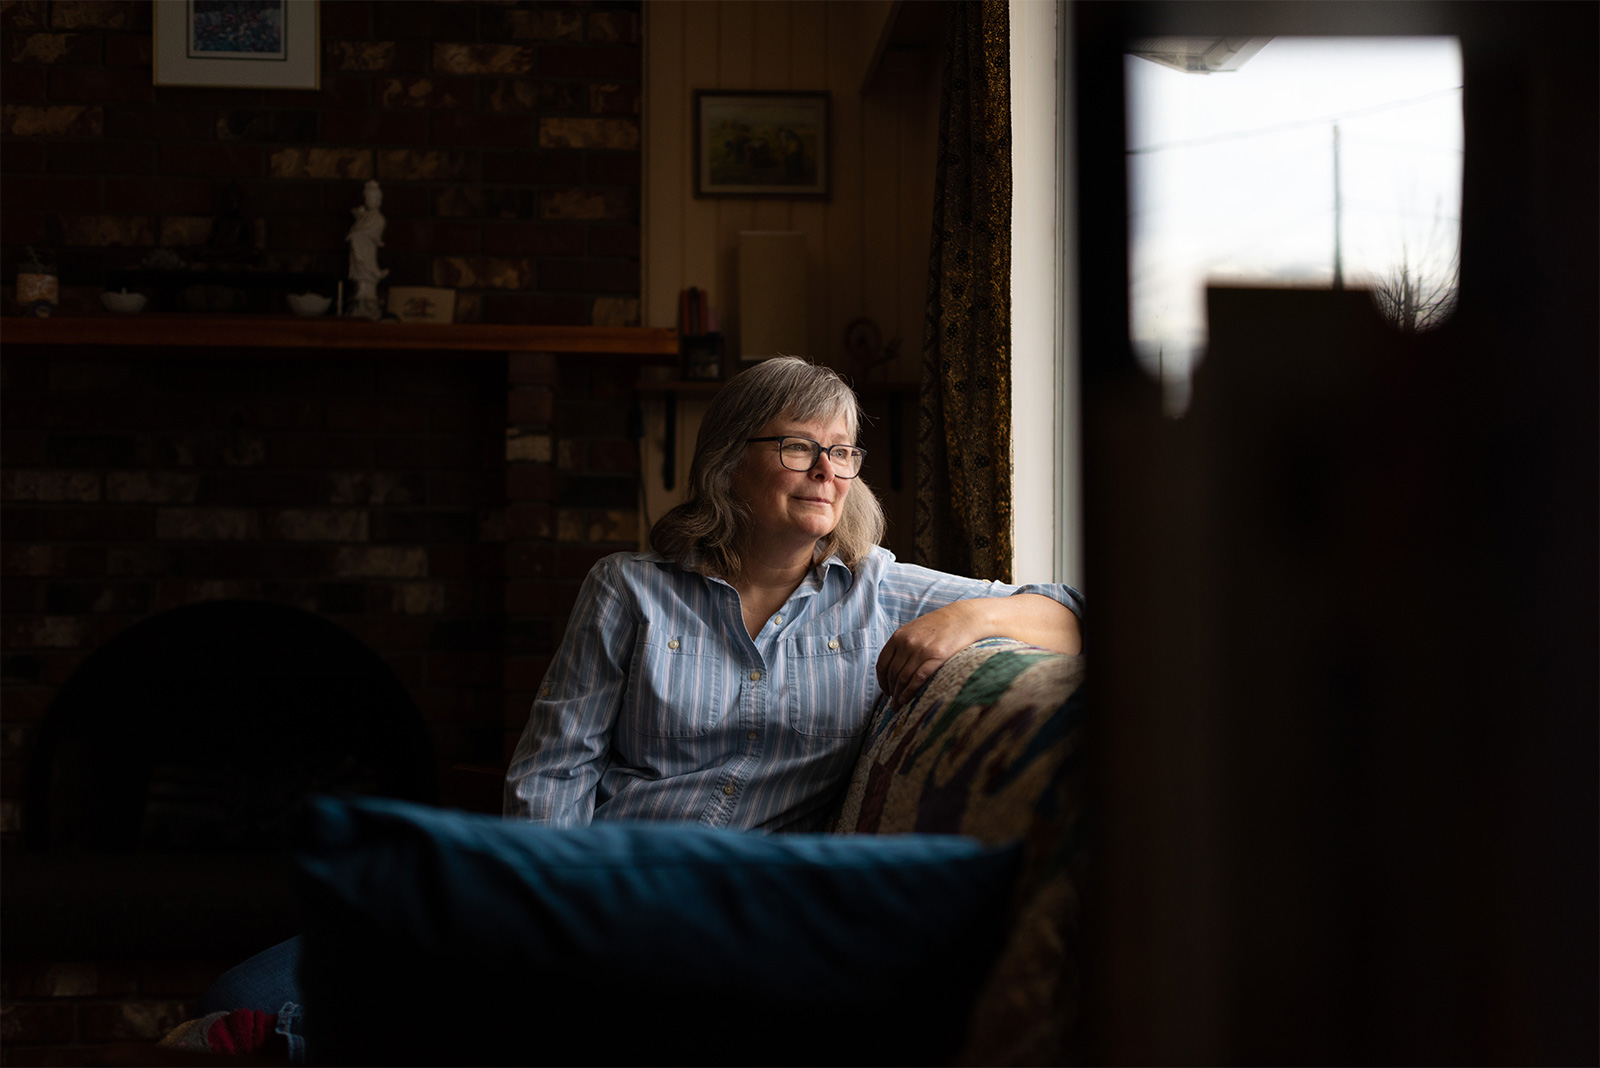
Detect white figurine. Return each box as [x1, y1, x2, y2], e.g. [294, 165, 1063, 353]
[345, 179, 388, 320]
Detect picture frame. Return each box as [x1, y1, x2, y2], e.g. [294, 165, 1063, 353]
[154, 0, 320, 91]
[694, 91, 830, 198]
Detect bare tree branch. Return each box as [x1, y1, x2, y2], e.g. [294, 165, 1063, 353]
[1368, 204, 1460, 332]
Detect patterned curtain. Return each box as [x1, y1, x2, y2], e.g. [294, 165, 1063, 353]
[914, 0, 1013, 581]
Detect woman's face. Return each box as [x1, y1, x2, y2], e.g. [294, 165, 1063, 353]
[730, 411, 854, 556]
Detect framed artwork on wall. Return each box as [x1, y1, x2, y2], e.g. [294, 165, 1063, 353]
[694, 91, 830, 198]
[154, 0, 321, 90]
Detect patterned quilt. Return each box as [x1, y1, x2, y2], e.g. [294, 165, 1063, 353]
[831, 637, 1088, 1066]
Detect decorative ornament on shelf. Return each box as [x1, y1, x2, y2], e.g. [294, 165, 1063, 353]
[286, 292, 332, 317]
[143, 248, 186, 272]
[101, 289, 147, 314]
[17, 246, 58, 318]
[345, 180, 388, 321]
[679, 286, 723, 380]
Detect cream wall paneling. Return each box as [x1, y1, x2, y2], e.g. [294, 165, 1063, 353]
[641, 0, 939, 554]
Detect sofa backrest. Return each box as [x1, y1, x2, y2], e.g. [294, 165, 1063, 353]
[830, 637, 1088, 1065]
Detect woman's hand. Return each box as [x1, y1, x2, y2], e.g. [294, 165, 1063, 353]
[875, 594, 1082, 709]
[876, 599, 987, 708]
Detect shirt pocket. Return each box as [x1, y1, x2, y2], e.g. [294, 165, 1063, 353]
[623, 631, 725, 738]
[784, 628, 877, 737]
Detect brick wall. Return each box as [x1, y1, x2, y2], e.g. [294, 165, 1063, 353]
[503, 350, 641, 764]
[0, 342, 650, 817]
[0, 342, 648, 1062]
[1, 5, 648, 1057]
[1, 958, 232, 1058]
[0, 346, 511, 1065]
[0, 348, 511, 804]
[0, 0, 642, 325]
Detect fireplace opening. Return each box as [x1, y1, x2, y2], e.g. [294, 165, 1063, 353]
[24, 599, 439, 855]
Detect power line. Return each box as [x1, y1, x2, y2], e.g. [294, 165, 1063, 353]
[1339, 134, 1464, 155]
[1129, 205, 1333, 287]
[1128, 152, 1314, 223]
[1127, 85, 1463, 156]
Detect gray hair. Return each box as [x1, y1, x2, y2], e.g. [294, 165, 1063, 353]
[649, 356, 886, 578]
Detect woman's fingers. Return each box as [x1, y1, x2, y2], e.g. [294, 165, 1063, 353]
[894, 656, 944, 707]
[877, 632, 931, 693]
[875, 636, 903, 692]
[877, 631, 949, 706]
[878, 602, 983, 703]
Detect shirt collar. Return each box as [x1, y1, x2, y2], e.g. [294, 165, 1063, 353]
[654, 547, 853, 593]
[814, 550, 851, 576]
[812, 551, 854, 589]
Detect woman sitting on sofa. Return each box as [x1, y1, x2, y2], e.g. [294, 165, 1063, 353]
[503, 354, 1083, 832]
[171, 356, 1083, 1062]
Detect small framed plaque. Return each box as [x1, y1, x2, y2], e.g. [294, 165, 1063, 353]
[387, 287, 456, 324]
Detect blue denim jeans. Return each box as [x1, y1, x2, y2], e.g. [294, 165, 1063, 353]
[197, 936, 306, 1064]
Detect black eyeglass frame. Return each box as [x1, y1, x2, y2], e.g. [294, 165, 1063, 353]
[745, 436, 867, 478]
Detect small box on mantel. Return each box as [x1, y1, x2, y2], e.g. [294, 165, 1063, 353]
[387, 287, 455, 324]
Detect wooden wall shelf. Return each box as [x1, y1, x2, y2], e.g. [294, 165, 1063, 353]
[0, 315, 680, 358]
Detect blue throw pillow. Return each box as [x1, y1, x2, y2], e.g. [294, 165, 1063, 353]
[293, 795, 1021, 1067]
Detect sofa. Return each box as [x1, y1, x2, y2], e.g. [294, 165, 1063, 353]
[827, 636, 1088, 1066]
[166, 637, 1087, 1067]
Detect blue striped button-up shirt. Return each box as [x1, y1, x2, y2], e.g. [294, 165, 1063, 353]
[503, 546, 1084, 832]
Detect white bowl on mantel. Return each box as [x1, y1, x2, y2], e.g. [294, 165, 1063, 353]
[286, 292, 332, 317]
[101, 290, 147, 314]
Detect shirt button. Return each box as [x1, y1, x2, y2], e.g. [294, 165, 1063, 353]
[539, 684, 550, 697]
[749, 669, 762, 681]
[667, 639, 680, 650]
[723, 784, 735, 796]
[827, 638, 840, 650]
[747, 731, 758, 740]
[772, 615, 783, 627]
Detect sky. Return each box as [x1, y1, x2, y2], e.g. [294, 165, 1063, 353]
[1125, 37, 1464, 407]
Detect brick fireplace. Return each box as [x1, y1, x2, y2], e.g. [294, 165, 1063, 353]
[0, 2, 660, 1054]
[0, 323, 675, 1059]
[1, 322, 674, 827]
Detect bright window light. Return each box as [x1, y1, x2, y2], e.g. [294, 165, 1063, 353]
[1126, 37, 1464, 412]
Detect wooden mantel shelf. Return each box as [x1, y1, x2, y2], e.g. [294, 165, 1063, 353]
[1, 315, 680, 357]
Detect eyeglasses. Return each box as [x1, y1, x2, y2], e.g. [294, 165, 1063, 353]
[746, 436, 866, 478]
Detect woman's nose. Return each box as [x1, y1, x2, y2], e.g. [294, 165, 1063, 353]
[811, 451, 836, 478]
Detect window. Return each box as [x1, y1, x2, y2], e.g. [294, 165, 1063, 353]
[1126, 37, 1464, 412]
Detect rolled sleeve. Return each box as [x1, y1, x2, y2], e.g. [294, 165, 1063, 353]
[874, 553, 1084, 630]
[1013, 581, 1085, 623]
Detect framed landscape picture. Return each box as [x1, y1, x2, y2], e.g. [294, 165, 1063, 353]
[154, 0, 320, 90]
[694, 91, 830, 198]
